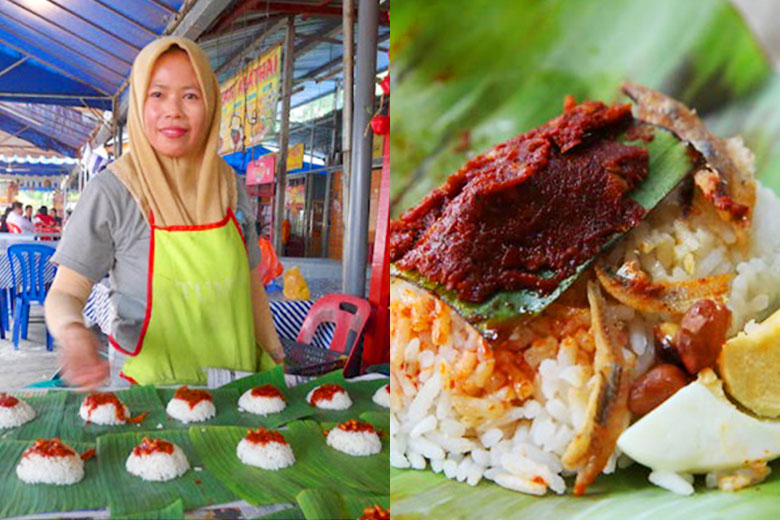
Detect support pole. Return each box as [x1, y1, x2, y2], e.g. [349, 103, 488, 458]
[272, 16, 295, 253]
[341, 0, 354, 241]
[342, 0, 377, 296]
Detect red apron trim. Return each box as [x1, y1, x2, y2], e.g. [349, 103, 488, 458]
[118, 371, 139, 385]
[153, 207, 235, 232]
[228, 208, 247, 247]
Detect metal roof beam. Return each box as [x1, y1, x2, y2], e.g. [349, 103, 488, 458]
[0, 104, 96, 134]
[0, 124, 29, 145]
[0, 55, 27, 80]
[199, 16, 285, 47]
[214, 16, 287, 75]
[142, 0, 178, 16]
[207, 0, 264, 38]
[0, 35, 112, 96]
[0, 105, 94, 141]
[0, 92, 110, 102]
[256, 2, 348, 17]
[0, 110, 81, 150]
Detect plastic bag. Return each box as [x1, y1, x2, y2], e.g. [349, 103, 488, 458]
[283, 265, 310, 300]
[258, 237, 284, 285]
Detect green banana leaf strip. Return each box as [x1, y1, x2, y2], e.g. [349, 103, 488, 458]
[157, 386, 242, 429]
[0, 390, 67, 441]
[115, 499, 184, 520]
[58, 385, 168, 442]
[391, 125, 694, 337]
[96, 429, 237, 518]
[390, 464, 780, 519]
[254, 505, 307, 519]
[189, 419, 389, 506]
[217, 366, 316, 428]
[360, 411, 390, 433]
[284, 370, 389, 424]
[0, 439, 105, 518]
[296, 488, 390, 520]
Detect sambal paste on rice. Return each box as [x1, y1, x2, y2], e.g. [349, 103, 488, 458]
[390, 99, 651, 303]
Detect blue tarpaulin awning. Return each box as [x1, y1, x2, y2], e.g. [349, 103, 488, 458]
[0, 0, 185, 109]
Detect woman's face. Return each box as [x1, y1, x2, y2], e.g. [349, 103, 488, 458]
[143, 50, 207, 158]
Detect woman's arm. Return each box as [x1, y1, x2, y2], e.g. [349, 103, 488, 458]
[44, 266, 109, 390]
[250, 266, 285, 364]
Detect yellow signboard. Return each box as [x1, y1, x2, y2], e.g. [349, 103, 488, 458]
[286, 143, 304, 171]
[218, 45, 282, 155]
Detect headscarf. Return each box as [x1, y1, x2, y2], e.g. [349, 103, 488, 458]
[108, 36, 236, 227]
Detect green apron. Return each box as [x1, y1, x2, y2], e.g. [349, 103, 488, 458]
[110, 209, 274, 385]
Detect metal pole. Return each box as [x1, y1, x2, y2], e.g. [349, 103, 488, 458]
[321, 170, 331, 257]
[272, 16, 295, 253]
[341, 0, 354, 241]
[342, 0, 377, 296]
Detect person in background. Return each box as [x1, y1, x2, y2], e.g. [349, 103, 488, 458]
[0, 206, 12, 232]
[34, 206, 56, 227]
[23, 205, 33, 222]
[51, 208, 63, 226]
[8, 202, 34, 233]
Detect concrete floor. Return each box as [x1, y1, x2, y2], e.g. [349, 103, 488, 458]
[0, 305, 60, 389]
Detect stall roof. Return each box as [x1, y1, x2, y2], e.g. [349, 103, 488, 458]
[0, 0, 185, 109]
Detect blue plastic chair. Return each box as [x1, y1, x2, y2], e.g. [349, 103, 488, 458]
[8, 244, 57, 350]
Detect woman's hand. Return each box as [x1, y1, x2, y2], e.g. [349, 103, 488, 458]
[58, 323, 109, 391]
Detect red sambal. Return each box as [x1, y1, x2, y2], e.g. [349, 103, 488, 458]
[308, 384, 346, 406]
[82, 392, 127, 423]
[337, 420, 376, 434]
[251, 384, 284, 399]
[0, 393, 19, 408]
[390, 99, 650, 303]
[173, 386, 212, 409]
[360, 505, 390, 520]
[23, 438, 76, 459]
[133, 437, 174, 456]
[245, 427, 288, 446]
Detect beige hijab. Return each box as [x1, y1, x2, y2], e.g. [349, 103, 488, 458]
[108, 36, 236, 227]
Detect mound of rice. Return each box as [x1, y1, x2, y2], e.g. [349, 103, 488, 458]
[307, 384, 352, 410]
[373, 384, 390, 408]
[238, 385, 287, 416]
[390, 177, 780, 495]
[0, 394, 36, 429]
[79, 393, 129, 425]
[16, 439, 84, 485]
[236, 428, 295, 470]
[166, 387, 216, 423]
[126, 438, 189, 482]
[327, 420, 382, 456]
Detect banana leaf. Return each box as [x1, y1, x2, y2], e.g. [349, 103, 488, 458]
[0, 390, 67, 441]
[296, 489, 390, 520]
[284, 370, 390, 423]
[58, 385, 169, 442]
[218, 365, 316, 428]
[157, 386, 242, 429]
[390, 464, 780, 519]
[189, 418, 389, 506]
[391, 0, 780, 515]
[0, 439, 105, 518]
[254, 505, 307, 519]
[96, 429, 237, 518]
[391, 125, 694, 337]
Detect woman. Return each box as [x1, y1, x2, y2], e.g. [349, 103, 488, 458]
[45, 37, 285, 390]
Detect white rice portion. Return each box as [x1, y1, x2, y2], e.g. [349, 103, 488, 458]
[326, 428, 382, 457]
[0, 398, 36, 429]
[238, 391, 287, 416]
[17, 451, 84, 485]
[79, 400, 129, 425]
[237, 438, 295, 470]
[372, 385, 390, 408]
[306, 386, 352, 410]
[390, 179, 780, 496]
[166, 397, 216, 423]
[126, 443, 189, 482]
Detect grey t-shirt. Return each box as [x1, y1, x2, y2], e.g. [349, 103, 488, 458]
[52, 169, 261, 348]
